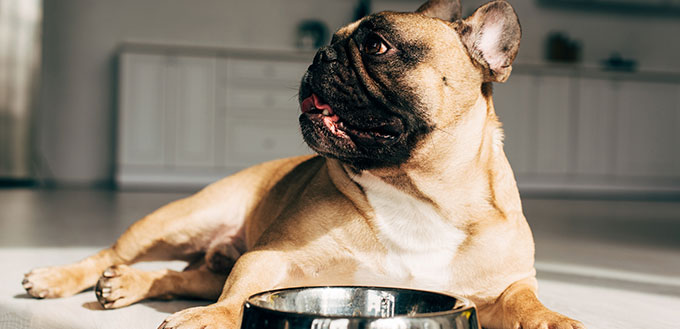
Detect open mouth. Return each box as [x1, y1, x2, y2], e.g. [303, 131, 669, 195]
[300, 94, 402, 143]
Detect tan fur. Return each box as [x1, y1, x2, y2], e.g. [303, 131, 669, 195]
[23, 2, 584, 328]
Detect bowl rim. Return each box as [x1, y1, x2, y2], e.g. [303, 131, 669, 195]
[243, 285, 477, 320]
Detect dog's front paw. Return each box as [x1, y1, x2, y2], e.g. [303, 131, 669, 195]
[22, 265, 86, 299]
[95, 265, 158, 309]
[516, 310, 585, 329]
[159, 305, 238, 329]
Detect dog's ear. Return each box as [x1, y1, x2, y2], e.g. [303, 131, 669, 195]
[457, 0, 521, 82]
[416, 0, 462, 22]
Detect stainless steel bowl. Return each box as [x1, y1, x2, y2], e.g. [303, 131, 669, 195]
[241, 286, 480, 329]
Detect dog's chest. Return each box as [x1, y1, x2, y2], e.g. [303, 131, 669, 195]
[352, 173, 467, 289]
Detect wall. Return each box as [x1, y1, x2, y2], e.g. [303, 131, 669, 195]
[38, 0, 357, 185]
[38, 0, 680, 185]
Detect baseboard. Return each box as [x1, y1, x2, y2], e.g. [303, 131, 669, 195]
[0, 178, 37, 188]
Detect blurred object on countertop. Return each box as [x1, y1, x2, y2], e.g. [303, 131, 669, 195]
[545, 32, 581, 64]
[601, 53, 638, 72]
[296, 20, 329, 50]
[354, 0, 371, 21]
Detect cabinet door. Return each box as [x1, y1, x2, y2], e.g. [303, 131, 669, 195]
[228, 58, 309, 86]
[575, 78, 618, 176]
[118, 53, 167, 167]
[493, 74, 536, 175]
[616, 81, 679, 177]
[535, 75, 573, 175]
[169, 56, 217, 168]
[225, 119, 309, 167]
[227, 86, 300, 120]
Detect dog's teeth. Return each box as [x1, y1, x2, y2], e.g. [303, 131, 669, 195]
[322, 109, 330, 116]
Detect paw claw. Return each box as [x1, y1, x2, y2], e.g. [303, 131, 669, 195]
[157, 320, 168, 329]
[95, 265, 151, 309]
[103, 268, 116, 278]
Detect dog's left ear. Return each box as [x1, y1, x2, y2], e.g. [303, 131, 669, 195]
[416, 0, 462, 22]
[457, 0, 521, 82]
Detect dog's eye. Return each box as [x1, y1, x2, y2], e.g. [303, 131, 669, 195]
[363, 33, 389, 56]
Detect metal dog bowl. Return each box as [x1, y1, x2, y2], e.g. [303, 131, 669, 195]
[241, 286, 480, 329]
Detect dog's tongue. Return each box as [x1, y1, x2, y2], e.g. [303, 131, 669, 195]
[301, 94, 346, 137]
[301, 94, 333, 114]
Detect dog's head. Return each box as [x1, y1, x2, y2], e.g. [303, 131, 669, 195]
[299, 0, 520, 170]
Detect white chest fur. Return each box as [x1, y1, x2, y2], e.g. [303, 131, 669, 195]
[351, 172, 467, 290]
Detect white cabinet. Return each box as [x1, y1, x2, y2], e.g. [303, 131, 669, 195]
[575, 78, 618, 176]
[495, 75, 577, 177]
[226, 119, 308, 167]
[615, 81, 679, 178]
[118, 54, 167, 167]
[117, 48, 313, 188]
[494, 69, 680, 193]
[170, 56, 217, 168]
[535, 76, 573, 175]
[119, 54, 219, 172]
[227, 58, 309, 86]
[494, 75, 535, 175]
[118, 46, 680, 194]
[222, 57, 311, 168]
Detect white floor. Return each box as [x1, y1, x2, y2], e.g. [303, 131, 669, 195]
[1, 188, 679, 328]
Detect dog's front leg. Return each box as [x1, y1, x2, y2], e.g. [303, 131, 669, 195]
[159, 250, 292, 329]
[479, 277, 585, 329]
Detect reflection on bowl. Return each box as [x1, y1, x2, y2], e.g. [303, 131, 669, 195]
[241, 286, 480, 329]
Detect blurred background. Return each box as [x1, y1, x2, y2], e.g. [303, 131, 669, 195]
[0, 0, 679, 326]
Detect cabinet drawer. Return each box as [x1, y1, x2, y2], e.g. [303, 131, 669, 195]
[228, 58, 308, 84]
[226, 119, 311, 166]
[227, 87, 300, 119]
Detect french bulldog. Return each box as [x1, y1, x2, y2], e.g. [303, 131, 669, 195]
[22, 0, 585, 328]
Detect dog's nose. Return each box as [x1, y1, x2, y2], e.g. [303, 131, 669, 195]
[315, 46, 337, 63]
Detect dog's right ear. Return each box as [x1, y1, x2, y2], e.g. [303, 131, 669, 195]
[416, 0, 462, 22]
[456, 0, 521, 82]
